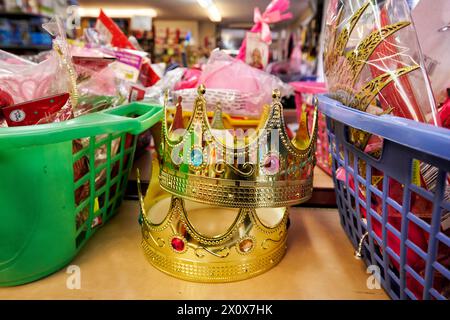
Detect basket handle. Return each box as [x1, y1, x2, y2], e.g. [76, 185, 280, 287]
[0, 102, 163, 148]
[102, 102, 163, 135]
[318, 95, 450, 161]
[318, 95, 450, 181]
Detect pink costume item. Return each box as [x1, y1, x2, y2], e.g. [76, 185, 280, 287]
[237, 0, 293, 61]
[0, 52, 66, 105]
[77, 66, 118, 97]
[178, 50, 293, 118]
[290, 82, 326, 122]
[174, 68, 202, 91]
[289, 41, 302, 74]
[0, 18, 77, 126]
[0, 49, 35, 66]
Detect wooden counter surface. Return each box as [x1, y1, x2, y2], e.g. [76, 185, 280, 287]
[0, 202, 387, 300]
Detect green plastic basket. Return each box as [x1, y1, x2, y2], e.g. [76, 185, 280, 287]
[0, 102, 163, 286]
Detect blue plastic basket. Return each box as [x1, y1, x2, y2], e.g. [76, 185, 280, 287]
[318, 95, 450, 300]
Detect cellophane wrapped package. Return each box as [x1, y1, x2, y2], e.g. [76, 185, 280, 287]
[324, 0, 440, 128]
[144, 67, 186, 105]
[174, 50, 293, 118]
[0, 53, 71, 105]
[323, 0, 448, 299]
[0, 18, 76, 127]
[0, 50, 35, 66]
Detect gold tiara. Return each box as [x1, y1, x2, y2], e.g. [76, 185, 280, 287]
[159, 85, 318, 208]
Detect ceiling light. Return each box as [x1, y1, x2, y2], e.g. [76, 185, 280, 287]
[78, 7, 157, 18]
[208, 6, 222, 22]
[197, 0, 222, 22]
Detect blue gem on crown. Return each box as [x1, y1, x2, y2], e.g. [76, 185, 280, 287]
[191, 148, 203, 167]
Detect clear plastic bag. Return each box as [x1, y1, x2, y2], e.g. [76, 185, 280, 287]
[74, 63, 127, 117]
[0, 50, 35, 66]
[173, 88, 262, 118]
[196, 50, 293, 117]
[0, 50, 72, 105]
[323, 0, 446, 300]
[0, 17, 76, 125]
[143, 67, 186, 105]
[43, 17, 78, 107]
[323, 0, 440, 126]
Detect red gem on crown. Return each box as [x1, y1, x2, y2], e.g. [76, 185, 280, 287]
[171, 237, 185, 252]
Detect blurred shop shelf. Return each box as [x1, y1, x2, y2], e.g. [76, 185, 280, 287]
[0, 45, 52, 53]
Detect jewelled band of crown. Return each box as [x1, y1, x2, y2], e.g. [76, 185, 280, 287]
[140, 195, 289, 283]
[159, 85, 318, 208]
[324, 0, 420, 112]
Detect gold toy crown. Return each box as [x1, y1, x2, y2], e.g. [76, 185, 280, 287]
[159, 85, 318, 208]
[139, 193, 288, 283]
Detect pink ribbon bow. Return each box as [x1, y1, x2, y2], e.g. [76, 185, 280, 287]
[237, 0, 293, 60]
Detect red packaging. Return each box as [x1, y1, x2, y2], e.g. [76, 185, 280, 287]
[128, 86, 146, 102]
[1, 93, 72, 127]
[139, 62, 160, 87]
[96, 10, 136, 50]
[72, 56, 116, 72]
[369, 8, 427, 123]
[439, 96, 450, 129]
[0, 88, 14, 108]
